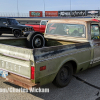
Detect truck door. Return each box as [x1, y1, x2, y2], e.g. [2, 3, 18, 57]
[40, 20, 48, 33]
[0, 18, 11, 34]
[39, 25, 46, 33]
[91, 24, 100, 64]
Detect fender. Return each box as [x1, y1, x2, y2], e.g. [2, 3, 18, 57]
[12, 28, 21, 33]
[54, 57, 78, 78]
[59, 57, 78, 70]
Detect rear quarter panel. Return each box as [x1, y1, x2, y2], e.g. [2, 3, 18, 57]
[34, 42, 91, 86]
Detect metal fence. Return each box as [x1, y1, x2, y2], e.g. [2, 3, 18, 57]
[0, 12, 100, 18]
[0, 12, 46, 17]
[0, 12, 30, 17]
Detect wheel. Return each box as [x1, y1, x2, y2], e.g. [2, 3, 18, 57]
[0, 33, 2, 36]
[53, 62, 73, 88]
[13, 30, 22, 38]
[27, 32, 45, 48]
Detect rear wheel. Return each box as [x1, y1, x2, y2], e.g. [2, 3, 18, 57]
[13, 30, 22, 38]
[53, 62, 73, 87]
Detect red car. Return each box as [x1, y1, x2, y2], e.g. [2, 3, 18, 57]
[25, 20, 48, 34]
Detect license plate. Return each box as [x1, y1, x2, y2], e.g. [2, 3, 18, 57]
[0, 70, 8, 78]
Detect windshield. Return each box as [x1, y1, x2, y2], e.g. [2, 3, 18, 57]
[7, 19, 19, 25]
[46, 23, 86, 38]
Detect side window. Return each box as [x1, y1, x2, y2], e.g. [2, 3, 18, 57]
[7, 19, 11, 25]
[91, 24, 100, 39]
[0, 19, 2, 25]
[0, 18, 7, 25]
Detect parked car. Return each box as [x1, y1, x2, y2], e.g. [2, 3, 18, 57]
[0, 19, 100, 89]
[25, 20, 48, 34]
[0, 17, 33, 37]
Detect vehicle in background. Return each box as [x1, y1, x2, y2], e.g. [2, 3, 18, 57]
[0, 17, 33, 37]
[25, 20, 48, 34]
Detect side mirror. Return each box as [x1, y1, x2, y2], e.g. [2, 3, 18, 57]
[3, 22, 7, 26]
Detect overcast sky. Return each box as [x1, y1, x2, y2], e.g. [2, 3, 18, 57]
[0, 0, 100, 13]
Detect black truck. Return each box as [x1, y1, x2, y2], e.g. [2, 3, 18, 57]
[0, 17, 33, 37]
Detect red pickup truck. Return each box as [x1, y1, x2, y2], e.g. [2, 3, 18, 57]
[25, 20, 48, 33]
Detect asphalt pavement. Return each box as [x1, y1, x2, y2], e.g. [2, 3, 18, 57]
[0, 65, 100, 100]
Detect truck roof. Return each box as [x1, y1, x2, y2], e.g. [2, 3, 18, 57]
[0, 17, 14, 20]
[48, 18, 100, 23]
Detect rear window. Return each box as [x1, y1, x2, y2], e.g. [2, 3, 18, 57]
[46, 23, 86, 38]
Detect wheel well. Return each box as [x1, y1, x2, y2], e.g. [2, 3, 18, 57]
[64, 61, 77, 74]
[13, 29, 21, 33]
[52, 60, 77, 85]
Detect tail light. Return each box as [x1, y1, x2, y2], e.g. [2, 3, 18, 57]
[31, 66, 35, 80]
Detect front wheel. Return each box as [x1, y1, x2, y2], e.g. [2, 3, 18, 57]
[13, 30, 22, 38]
[53, 62, 73, 88]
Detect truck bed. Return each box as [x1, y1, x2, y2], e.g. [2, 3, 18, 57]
[0, 34, 81, 47]
[0, 34, 27, 47]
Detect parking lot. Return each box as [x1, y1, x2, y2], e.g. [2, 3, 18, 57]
[1, 0, 100, 99]
[0, 65, 100, 100]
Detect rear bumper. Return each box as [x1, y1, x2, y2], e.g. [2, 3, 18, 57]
[2, 73, 40, 90]
[23, 31, 34, 36]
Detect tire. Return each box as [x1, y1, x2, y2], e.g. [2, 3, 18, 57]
[24, 34, 28, 37]
[53, 62, 73, 88]
[27, 32, 45, 48]
[13, 30, 22, 38]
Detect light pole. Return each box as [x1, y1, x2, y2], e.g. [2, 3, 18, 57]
[70, 0, 71, 16]
[70, 0, 71, 11]
[43, 0, 45, 17]
[17, 0, 19, 17]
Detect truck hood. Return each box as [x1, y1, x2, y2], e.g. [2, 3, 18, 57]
[25, 24, 40, 27]
[16, 24, 32, 28]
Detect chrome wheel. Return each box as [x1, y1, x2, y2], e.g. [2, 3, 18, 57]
[34, 38, 42, 47]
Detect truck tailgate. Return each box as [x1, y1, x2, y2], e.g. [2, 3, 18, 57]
[0, 44, 34, 79]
